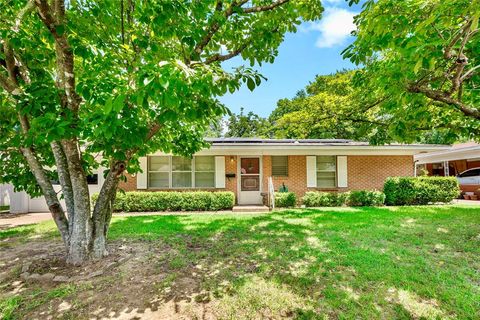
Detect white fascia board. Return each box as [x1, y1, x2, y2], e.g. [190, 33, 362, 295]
[194, 145, 448, 156]
[414, 147, 480, 164]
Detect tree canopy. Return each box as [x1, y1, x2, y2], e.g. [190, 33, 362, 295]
[0, 0, 323, 263]
[225, 107, 270, 138]
[343, 0, 480, 142]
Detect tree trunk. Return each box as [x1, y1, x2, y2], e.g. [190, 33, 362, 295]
[61, 139, 93, 264]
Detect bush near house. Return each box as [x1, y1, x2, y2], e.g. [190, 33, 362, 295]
[347, 190, 385, 207]
[275, 192, 297, 208]
[302, 192, 348, 207]
[92, 191, 235, 212]
[383, 177, 460, 205]
[302, 191, 385, 207]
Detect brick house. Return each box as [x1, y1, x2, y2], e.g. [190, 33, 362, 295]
[6, 138, 447, 212]
[120, 138, 446, 205]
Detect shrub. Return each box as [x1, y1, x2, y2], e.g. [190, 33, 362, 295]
[302, 192, 348, 207]
[91, 191, 235, 212]
[347, 190, 385, 207]
[383, 176, 460, 205]
[275, 192, 296, 207]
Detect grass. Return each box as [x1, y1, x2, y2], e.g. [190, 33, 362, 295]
[1, 205, 480, 319]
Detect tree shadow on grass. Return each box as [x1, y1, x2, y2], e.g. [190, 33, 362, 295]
[4, 206, 480, 319]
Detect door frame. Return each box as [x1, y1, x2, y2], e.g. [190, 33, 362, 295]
[237, 156, 263, 205]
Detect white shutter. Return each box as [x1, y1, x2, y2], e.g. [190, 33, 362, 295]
[337, 156, 348, 188]
[215, 156, 225, 188]
[137, 157, 148, 189]
[306, 156, 317, 188]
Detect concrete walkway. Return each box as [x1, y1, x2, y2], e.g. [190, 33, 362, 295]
[0, 212, 52, 229]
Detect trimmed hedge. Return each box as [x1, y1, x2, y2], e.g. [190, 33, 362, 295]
[347, 190, 385, 207]
[92, 191, 235, 212]
[302, 190, 385, 207]
[383, 176, 460, 205]
[275, 192, 297, 208]
[302, 191, 348, 207]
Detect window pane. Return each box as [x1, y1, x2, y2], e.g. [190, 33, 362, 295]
[272, 156, 288, 176]
[195, 156, 215, 171]
[149, 172, 169, 188]
[149, 156, 169, 171]
[317, 172, 336, 188]
[172, 156, 192, 171]
[86, 174, 98, 185]
[195, 172, 215, 188]
[316, 156, 336, 171]
[241, 158, 260, 174]
[172, 172, 192, 188]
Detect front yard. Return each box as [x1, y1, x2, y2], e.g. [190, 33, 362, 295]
[1, 205, 479, 319]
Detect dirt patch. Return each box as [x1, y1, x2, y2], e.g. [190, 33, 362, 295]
[0, 239, 218, 319]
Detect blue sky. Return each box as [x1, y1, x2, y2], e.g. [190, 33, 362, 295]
[219, 0, 364, 117]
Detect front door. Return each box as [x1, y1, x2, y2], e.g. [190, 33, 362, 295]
[238, 157, 262, 205]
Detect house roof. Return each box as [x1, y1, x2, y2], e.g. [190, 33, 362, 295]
[414, 142, 480, 164]
[206, 138, 447, 148]
[158, 138, 449, 156]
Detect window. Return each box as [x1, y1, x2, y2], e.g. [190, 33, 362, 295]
[172, 156, 192, 188]
[149, 156, 170, 188]
[86, 174, 98, 185]
[195, 156, 215, 187]
[272, 156, 288, 177]
[316, 156, 336, 188]
[147, 156, 215, 188]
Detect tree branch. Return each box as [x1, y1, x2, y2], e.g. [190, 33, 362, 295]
[243, 0, 290, 13]
[34, 0, 82, 112]
[408, 84, 480, 120]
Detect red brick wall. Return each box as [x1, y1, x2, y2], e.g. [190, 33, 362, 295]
[346, 155, 414, 190]
[224, 156, 238, 198]
[262, 156, 307, 201]
[118, 173, 137, 191]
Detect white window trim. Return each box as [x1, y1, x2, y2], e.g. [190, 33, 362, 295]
[148, 156, 215, 189]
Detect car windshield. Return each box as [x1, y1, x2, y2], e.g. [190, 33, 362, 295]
[458, 168, 480, 177]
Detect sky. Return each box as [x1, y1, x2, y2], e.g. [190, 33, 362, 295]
[218, 0, 364, 117]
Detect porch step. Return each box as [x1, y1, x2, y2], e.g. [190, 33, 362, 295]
[232, 205, 270, 213]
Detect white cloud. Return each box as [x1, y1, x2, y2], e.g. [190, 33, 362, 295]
[308, 7, 357, 48]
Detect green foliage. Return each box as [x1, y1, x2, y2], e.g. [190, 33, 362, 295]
[225, 107, 269, 138]
[275, 192, 296, 208]
[267, 69, 461, 144]
[347, 190, 385, 207]
[302, 191, 348, 207]
[0, 0, 324, 196]
[92, 191, 235, 212]
[344, 0, 480, 143]
[384, 177, 460, 206]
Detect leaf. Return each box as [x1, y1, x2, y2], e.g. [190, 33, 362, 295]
[413, 59, 423, 74]
[103, 97, 113, 114]
[113, 94, 125, 113]
[247, 78, 255, 91]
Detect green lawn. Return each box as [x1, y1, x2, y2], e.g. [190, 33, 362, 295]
[1, 205, 479, 319]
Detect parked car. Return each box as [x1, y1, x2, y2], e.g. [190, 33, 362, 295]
[456, 167, 480, 185]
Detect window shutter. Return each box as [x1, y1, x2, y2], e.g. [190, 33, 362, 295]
[137, 157, 148, 189]
[215, 156, 225, 188]
[337, 156, 348, 188]
[306, 156, 316, 187]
